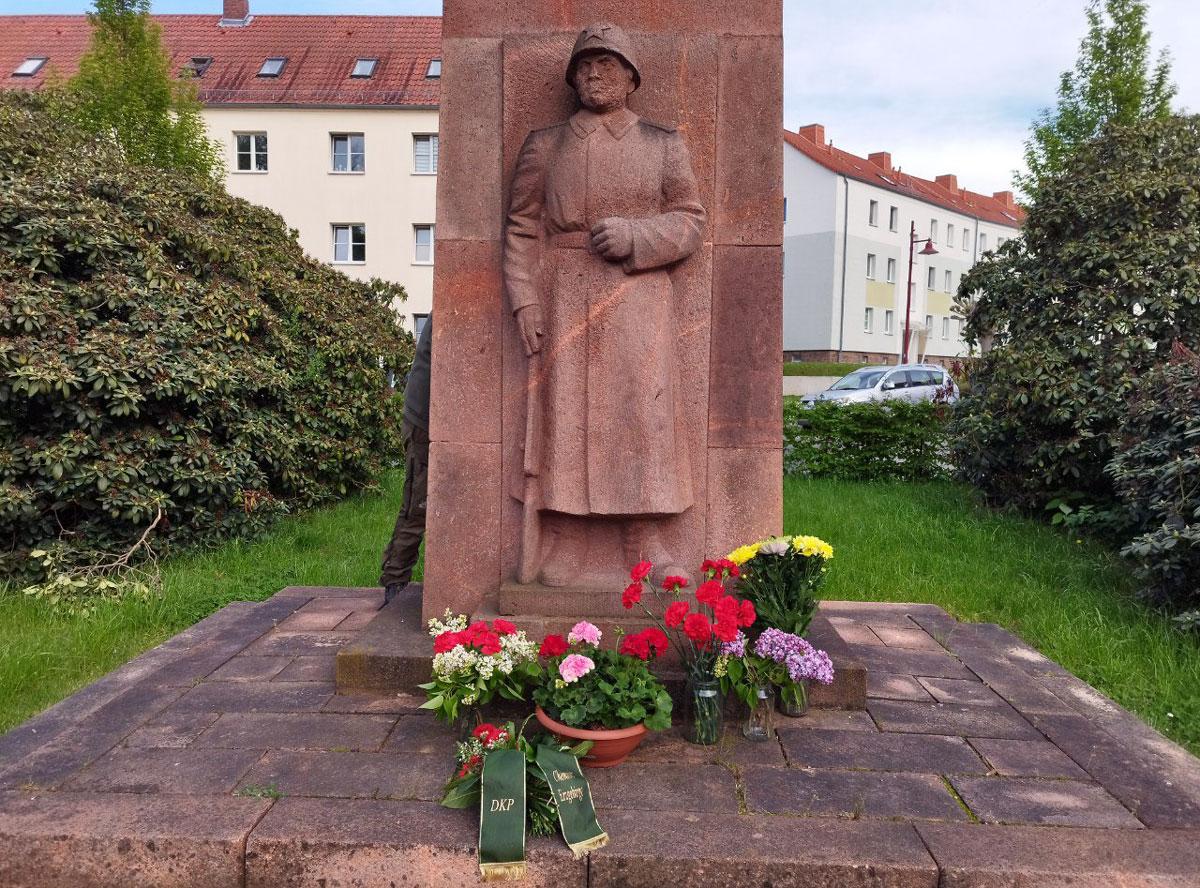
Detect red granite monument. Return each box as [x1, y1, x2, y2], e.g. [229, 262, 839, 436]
[423, 1, 783, 623]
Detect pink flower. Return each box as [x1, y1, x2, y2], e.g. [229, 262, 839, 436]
[567, 621, 602, 646]
[558, 654, 595, 683]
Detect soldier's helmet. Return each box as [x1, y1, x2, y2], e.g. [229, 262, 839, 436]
[565, 23, 641, 91]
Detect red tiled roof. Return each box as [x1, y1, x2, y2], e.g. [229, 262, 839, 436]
[784, 126, 1026, 229]
[0, 14, 441, 107]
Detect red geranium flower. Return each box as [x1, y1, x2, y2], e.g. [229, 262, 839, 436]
[695, 579, 724, 606]
[621, 581, 642, 610]
[539, 633, 569, 658]
[738, 599, 756, 628]
[630, 560, 653, 582]
[662, 575, 689, 591]
[619, 633, 650, 660]
[683, 612, 712, 643]
[492, 619, 517, 636]
[664, 600, 690, 628]
[433, 630, 463, 654]
[644, 627, 669, 656]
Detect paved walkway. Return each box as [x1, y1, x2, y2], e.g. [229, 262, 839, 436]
[1, 587, 1198, 886]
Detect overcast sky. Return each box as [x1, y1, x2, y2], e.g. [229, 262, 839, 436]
[7, 0, 1198, 194]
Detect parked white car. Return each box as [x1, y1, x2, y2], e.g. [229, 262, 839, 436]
[800, 364, 959, 407]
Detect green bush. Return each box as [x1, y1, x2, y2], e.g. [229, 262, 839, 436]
[783, 399, 951, 481]
[0, 91, 413, 593]
[1107, 343, 1200, 617]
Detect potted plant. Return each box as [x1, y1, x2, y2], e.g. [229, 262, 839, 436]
[419, 612, 540, 731]
[532, 621, 672, 767]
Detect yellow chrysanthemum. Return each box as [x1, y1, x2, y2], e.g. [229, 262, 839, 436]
[791, 535, 834, 560]
[727, 542, 761, 566]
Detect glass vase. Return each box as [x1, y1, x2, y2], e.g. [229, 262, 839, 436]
[779, 680, 809, 718]
[685, 676, 724, 745]
[743, 685, 775, 742]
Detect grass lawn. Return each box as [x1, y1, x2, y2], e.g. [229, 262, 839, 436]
[2, 472, 1197, 756]
[783, 361, 867, 377]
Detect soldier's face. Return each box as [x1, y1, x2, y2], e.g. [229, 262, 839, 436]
[573, 52, 635, 112]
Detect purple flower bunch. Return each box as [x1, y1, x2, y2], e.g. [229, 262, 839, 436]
[718, 631, 747, 658]
[752, 628, 834, 686]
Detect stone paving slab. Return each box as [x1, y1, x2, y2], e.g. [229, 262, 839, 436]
[2, 590, 1199, 886]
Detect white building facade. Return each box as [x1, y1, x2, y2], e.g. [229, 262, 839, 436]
[783, 125, 1024, 364]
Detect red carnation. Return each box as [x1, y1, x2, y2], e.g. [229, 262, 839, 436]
[473, 722, 505, 745]
[621, 581, 642, 610]
[696, 579, 724, 606]
[477, 634, 502, 656]
[492, 619, 517, 636]
[738, 599, 756, 628]
[721, 559, 742, 579]
[644, 627, 669, 656]
[433, 630, 463, 654]
[619, 633, 650, 660]
[701, 559, 717, 575]
[713, 595, 739, 624]
[630, 560, 653, 582]
[683, 612, 713, 643]
[662, 575, 689, 591]
[713, 617, 739, 643]
[539, 633, 569, 658]
[664, 600, 690, 628]
[465, 621, 490, 643]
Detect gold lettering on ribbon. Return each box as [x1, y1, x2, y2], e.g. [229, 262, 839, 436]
[552, 770, 576, 782]
[490, 798, 517, 812]
[558, 787, 584, 804]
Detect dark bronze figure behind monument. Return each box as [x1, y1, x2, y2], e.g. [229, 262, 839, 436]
[504, 25, 706, 587]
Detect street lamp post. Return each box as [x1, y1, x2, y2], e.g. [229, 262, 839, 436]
[903, 221, 938, 364]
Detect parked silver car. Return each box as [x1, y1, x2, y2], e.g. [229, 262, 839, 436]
[800, 364, 959, 407]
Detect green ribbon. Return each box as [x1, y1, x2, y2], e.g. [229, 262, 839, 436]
[534, 745, 608, 859]
[478, 748, 527, 882]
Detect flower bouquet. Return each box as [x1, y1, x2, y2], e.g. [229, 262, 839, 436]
[419, 612, 540, 726]
[719, 627, 834, 737]
[620, 559, 758, 744]
[728, 534, 834, 637]
[532, 620, 672, 766]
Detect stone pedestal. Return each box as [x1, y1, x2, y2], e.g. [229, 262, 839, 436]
[422, 1, 784, 622]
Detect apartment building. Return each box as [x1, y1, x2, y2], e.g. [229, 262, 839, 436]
[1, 1, 441, 335]
[783, 124, 1024, 364]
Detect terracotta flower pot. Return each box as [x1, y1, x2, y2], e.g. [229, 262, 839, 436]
[534, 706, 647, 768]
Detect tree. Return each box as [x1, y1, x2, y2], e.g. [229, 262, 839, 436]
[953, 114, 1200, 522]
[1016, 0, 1175, 200]
[67, 0, 221, 179]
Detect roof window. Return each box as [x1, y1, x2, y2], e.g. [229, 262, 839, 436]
[351, 58, 377, 78]
[182, 56, 212, 78]
[425, 58, 441, 78]
[258, 57, 287, 78]
[13, 57, 47, 77]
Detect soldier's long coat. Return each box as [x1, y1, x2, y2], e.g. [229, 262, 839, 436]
[504, 107, 706, 517]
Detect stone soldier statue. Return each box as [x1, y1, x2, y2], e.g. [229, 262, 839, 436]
[504, 23, 707, 586]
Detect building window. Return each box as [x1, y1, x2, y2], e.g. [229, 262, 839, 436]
[888, 206, 898, 232]
[235, 132, 267, 172]
[962, 228, 969, 251]
[942, 317, 950, 338]
[332, 224, 366, 263]
[864, 308, 874, 333]
[927, 266, 936, 289]
[414, 224, 435, 264]
[884, 310, 894, 335]
[957, 318, 964, 335]
[945, 270, 952, 292]
[925, 314, 933, 332]
[979, 233, 988, 252]
[13, 57, 47, 77]
[886, 257, 896, 283]
[182, 56, 212, 78]
[783, 197, 787, 222]
[426, 58, 442, 78]
[331, 133, 365, 173]
[351, 58, 378, 78]
[930, 219, 938, 243]
[868, 200, 879, 226]
[258, 57, 287, 77]
[413, 313, 430, 338]
[414, 134, 439, 174]
[866, 253, 877, 279]
[946, 223, 954, 247]
[998, 236, 1007, 248]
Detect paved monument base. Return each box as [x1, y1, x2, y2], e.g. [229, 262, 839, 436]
[335, 583, 867, 710]
[2, 587, 1200, 886]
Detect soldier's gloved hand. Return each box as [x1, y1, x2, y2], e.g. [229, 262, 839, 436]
[516, 304, 545, 356]
[591, 217, 634, 261]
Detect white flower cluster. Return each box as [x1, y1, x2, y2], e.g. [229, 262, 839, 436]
[427, 610, 468, 638]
